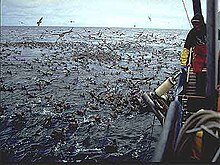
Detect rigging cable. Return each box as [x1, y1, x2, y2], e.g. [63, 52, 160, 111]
[181, 0, 192, 28]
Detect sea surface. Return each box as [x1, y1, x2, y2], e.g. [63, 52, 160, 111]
[0, 26, 187, 163]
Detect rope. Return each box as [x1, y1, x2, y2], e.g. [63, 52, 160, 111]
[151, 114, 156, 135]
[174, 109, 220, 161]
[181, 0, 192, 28]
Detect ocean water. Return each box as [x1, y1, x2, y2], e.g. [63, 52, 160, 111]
[0, 26, 187, 163]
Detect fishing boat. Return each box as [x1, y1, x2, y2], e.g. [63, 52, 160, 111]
[143, 0, 220, 162]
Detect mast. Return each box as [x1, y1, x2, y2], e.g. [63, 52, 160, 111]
[192, 0, 202, 15]
[206, 0, 217, 109]
[217, 2, 220, 88]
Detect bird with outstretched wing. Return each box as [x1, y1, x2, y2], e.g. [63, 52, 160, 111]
[37, 17, 43, 26]
[52, 28, 74, 42]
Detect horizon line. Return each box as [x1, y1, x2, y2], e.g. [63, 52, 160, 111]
[0, 25, 190, 31]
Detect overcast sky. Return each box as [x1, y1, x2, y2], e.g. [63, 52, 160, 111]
[2, 0, 208, 29]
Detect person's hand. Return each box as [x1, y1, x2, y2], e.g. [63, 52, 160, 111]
[187, 63, 192, 68]
[181, 65, 187, 72]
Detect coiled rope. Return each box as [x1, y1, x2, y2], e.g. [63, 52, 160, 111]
[174, 109, 220, 161]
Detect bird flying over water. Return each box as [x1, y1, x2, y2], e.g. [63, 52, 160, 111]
[37, 17, 43, 26]
[148, 16, 152, 21]
[19, 21, 24, 25]
[52, 28, 74, 42]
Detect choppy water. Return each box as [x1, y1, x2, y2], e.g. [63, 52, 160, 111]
[0, 26, 187, 163]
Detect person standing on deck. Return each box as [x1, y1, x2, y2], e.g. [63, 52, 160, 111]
[180, 13, 207, 96]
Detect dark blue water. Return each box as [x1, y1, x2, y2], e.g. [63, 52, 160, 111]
[0, 26, 187, 163]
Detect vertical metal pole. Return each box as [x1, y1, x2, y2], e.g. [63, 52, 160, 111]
[206, 0, 216, 108]
[216, 1, 220, 87]
[192, 0, 202, 15]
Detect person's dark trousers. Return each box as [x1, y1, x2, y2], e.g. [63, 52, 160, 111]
[196, 72, 206, 96]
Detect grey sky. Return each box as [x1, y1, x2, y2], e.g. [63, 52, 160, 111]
[2, 0, 207, 29]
